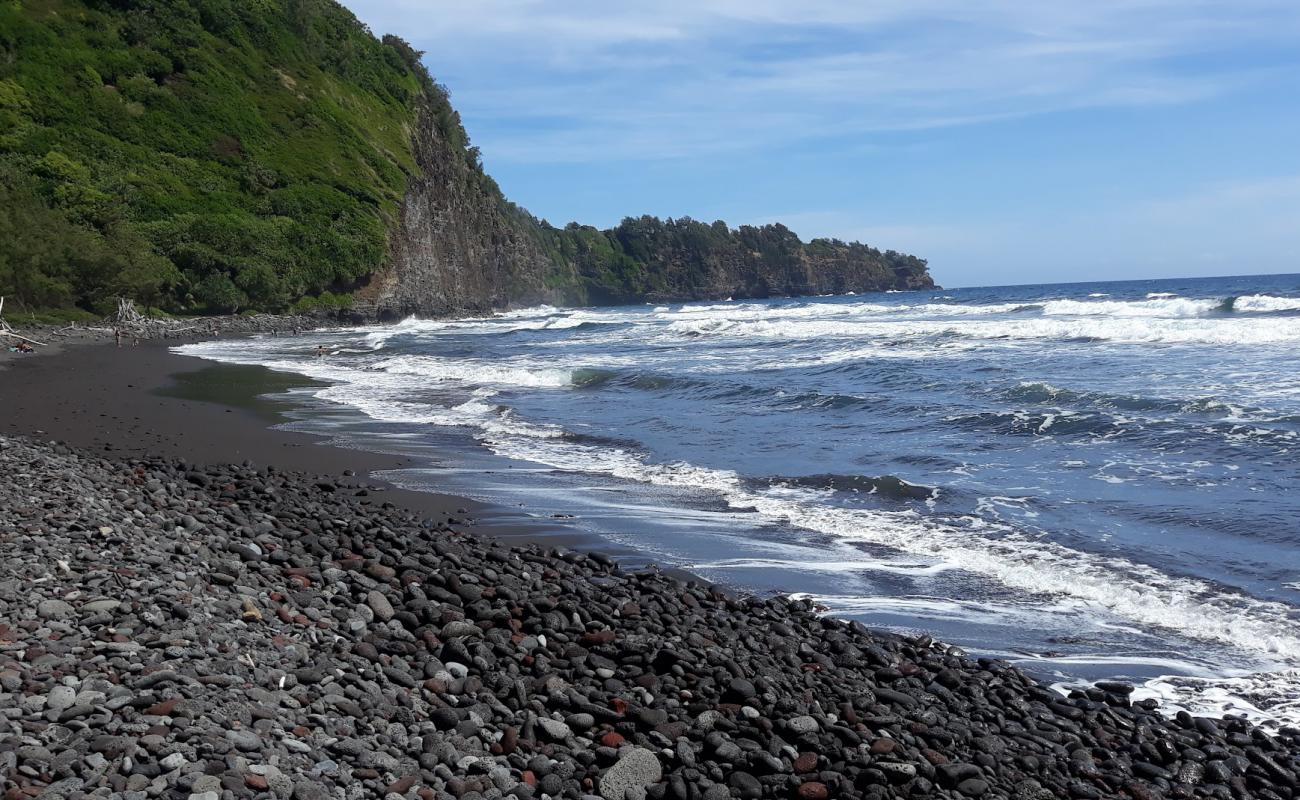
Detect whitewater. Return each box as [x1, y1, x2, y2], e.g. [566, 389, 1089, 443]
[176, 272, 1300, 729]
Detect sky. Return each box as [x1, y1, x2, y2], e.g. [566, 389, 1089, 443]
[342, 1, 1300, 287]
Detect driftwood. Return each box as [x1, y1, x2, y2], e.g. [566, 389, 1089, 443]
[114, 297, 147, 325]
[0, 296, 47, 347]
[0, 330, 47, 346]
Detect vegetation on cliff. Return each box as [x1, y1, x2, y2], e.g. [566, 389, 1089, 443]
[543, 216, 931, 305]
[0, 0, 443, 314]
[0, 0, 931, 317]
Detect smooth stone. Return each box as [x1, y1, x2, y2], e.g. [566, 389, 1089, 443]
[81, 599, 120, 614]
[46, 685, 76, 712]
[37, 599, 75, 619]
[367, 590, 395, 622]
[226, 729, 262, 752]
[536, 717, 572, 741]
[161, 752, 187, 770]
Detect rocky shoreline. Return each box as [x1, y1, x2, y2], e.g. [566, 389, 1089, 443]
[2, 311, 349, 361]
[3, 435, 1299, 800]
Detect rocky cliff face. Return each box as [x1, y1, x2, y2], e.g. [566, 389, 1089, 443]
[363, 101, 570, 320]
[620, 234, 935, 304]
[366, 91, 935, 320]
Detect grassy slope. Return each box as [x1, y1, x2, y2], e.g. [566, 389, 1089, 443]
[0, 0, 430, 314]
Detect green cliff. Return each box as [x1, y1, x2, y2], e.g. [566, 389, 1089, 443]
[0, 0, 933, 319]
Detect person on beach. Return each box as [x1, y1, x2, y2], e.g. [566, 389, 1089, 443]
[315, 345, 327, 358]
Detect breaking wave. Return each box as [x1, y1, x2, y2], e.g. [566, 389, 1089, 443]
[175, 277, 1300, 727]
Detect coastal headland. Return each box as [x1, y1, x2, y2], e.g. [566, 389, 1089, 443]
[3, 332, 1300, 799]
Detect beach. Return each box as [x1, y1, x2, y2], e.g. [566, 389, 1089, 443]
[0, 339, 600, 554]
[3, 328, 1300, 799]
[1, 341, 471, 517]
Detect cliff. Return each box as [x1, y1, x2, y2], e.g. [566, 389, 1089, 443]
[362, 94, 567, 319]
[534, 217, 932, 310]
[0, 0, 934, 321]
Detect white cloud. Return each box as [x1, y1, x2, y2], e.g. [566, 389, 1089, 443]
[344, 0, 1300, 163]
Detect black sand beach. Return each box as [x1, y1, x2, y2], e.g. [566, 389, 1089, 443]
[0, 337, 673, 560]
[1, 343, 469, 516]
[4, 340, 1300, 800]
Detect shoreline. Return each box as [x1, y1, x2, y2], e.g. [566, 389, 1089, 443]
[0, 337, 664, 558]
[4, 332, 1300, 798]
[4, 429, 1299, 799]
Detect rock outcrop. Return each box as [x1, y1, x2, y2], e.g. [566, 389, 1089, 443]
[367, 98, 935, 318]
[366, 100, 570, 319]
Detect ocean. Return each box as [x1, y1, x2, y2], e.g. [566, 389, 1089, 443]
[176, 272, 1300, 728]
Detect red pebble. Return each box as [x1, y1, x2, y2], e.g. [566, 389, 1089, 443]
[386, 775, 416, 795]
[144, 697, 180, 717]
[599, 732, 625, 748]
[793, 752, 818, 773]
[796, 782, 829, 800]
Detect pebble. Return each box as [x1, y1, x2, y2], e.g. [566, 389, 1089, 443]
[797, 782, 829, 800]
[46, 685, 76, 712]
[599, 747, 663, 800]
[226, 729, 262, 752]
[536, 717, 572, 741]
[160, 752, 187, 770]
[37, 598, 74, 619]
[366, 590, 395, 622]
[1, 435, 1297, 800]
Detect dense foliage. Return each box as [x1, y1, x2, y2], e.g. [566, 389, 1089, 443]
[543, 216, 931, 305]
[0, 0, 441, 314]
[0, 0, 930, 316]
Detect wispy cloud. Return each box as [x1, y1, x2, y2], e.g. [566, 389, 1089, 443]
[761, 171, 1300, 285]
[1136, 175, 1300, 245]
[346, 0, 1300, 163]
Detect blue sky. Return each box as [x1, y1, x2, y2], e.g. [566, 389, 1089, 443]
[343, 1, 1300, 287]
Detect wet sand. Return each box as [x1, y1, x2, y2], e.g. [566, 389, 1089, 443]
[0, 341, 591, 548]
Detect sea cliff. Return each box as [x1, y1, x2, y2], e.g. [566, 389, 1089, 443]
[0, 0, 933, 322]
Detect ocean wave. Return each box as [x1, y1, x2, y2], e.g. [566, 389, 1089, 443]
[943, 409, 1121, 438]
[1040, 298, 1220, 318]
[1132, 670, 1300, 732]
[665, 313, 1300, 346]
[1006, 382, 1300, 424]
[1225, 294, 1300, 313]
[374, 355, 573, 388]
[765, 473, 937, 501]
[570, 368, 710, 394]
[690, 558, 954, 577]
[353, 310, 624, 348]
[474, 428, 1300, 662]
[311, 384, 567, 441]
[801, 593, 1090, 628]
